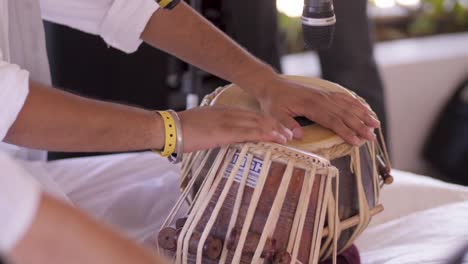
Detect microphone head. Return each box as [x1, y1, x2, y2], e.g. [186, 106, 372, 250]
[302, 0, 336, 50]
[302, 23, 335, 50]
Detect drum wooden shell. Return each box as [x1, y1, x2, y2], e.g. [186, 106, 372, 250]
[160, 143, 338, 264]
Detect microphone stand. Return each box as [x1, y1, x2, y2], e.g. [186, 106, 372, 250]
[184, 0, 203, 109]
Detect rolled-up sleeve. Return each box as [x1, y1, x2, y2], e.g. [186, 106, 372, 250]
[40, 0, 160, 53]
[0, 54, 29, 141]
[0, 152, 41, 253]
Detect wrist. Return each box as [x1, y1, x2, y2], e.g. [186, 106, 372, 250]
[149, 111, 165, 150]
[233, 62, 279, 97]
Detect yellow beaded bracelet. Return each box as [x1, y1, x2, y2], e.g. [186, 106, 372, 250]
[158, 0, 172, 8]
[154, 111, 177, 157]
[156, 0, 180, 9]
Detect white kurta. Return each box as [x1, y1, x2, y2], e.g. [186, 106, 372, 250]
[0, 0, 161, 197]
[0, 152, 41, 254]
[0, 0, 172, 253]
[0, 0, 160, 159]
[0, 0, 52, 160]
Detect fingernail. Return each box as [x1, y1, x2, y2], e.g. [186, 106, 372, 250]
[352, 136, 361, 145]
[372, 117, 381, 127]
[284, 128, 294, 140]
[368, 128, 376, 140]
[272, 131, 287, 144]
[292, 127, 304, 139]
[279, 134, 287, 144]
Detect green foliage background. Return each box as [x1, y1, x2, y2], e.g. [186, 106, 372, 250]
[278, 0, 468, 54]
[410, 0, 468, 35]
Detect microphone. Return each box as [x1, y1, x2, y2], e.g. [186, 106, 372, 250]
[302, 0, 336, 50]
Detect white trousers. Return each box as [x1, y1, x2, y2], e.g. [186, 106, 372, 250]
[19, 152, 181, 247]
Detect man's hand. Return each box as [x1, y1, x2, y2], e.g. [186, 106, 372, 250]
[253, 76, 380, 145]
[178, 106, 293, 152]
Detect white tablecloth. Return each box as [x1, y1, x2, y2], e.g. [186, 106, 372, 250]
[18, 152, 468, 262]
[356, 170, 468, 263]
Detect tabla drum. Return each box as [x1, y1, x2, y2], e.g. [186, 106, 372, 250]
[159, 142, 339, 264]
[159, 76, 393, 263]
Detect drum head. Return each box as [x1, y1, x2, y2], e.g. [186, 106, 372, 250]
[210, 75, 359, 158]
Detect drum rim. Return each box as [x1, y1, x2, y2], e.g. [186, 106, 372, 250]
[228, 141, 334, 172]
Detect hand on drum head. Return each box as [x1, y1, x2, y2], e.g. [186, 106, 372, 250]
[252, 75, 380, 145]
[178, 106, 293, 152]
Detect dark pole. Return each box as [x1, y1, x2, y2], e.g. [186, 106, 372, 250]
[185, 0, 203, 109]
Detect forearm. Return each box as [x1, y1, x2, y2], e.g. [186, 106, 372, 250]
[141, 2, 277, 95]
[4, 81, 164, 152]
[11, 194, 167, 264]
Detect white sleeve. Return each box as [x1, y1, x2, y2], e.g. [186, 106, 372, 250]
[40, 0, 160, 53]
[0, 52, 29, 141]
[0, 152, 41, 253]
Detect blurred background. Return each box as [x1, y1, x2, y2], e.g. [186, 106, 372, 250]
[278, 0, 468, 53]
[278, 0, 468, 183]
[44, 0, 468, 184]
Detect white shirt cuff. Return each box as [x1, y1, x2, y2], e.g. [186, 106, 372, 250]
[0, 61, 30, 141]
[100, 0, 160, 53]
[0, 152, 41, 253]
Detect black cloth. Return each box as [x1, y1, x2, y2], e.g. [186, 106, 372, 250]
[220, 0, 281, 72]
[423, 78, 468, 185]
[44, 22, 171, 110]
[318, 0, 388, 139]
[447, 243, 468, 264]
